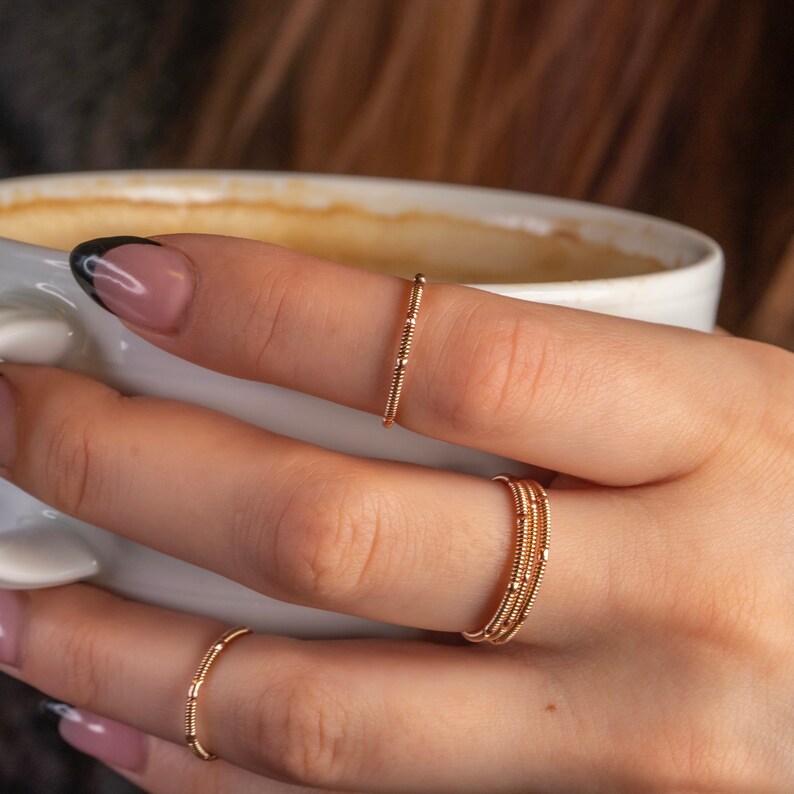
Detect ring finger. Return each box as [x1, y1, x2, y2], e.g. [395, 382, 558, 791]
[0, 362, 640, 646]
[1, 584, 570, 793]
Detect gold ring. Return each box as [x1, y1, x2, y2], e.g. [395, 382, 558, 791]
[185, 625, 252, 760]
[462, 475, 550, 645]
[382, 273, 426, 428]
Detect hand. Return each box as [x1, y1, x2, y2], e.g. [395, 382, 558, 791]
[0, 233, 792, 793]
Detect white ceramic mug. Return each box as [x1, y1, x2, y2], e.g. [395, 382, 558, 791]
[0, 171, 723, 638]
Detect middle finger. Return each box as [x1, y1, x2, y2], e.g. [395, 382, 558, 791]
[0, 362, 636, 645]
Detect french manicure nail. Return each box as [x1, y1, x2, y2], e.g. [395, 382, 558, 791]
[41, 700, 148, 773]
[0, 374, 17, 469]
[69, 236, 195, 332]
[0, 588, 24, 667]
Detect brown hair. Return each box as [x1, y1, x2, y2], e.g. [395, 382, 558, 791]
[160, 0, 794, 347]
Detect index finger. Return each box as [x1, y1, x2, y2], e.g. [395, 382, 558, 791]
[70, 233, 754, 484]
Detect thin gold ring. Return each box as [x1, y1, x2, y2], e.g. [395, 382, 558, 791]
[185, 625, 253, 760]
[462, 476, 551, 645]
[382, 273, 426, 428]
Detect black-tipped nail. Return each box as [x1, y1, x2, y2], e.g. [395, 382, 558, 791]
[69, 236, 161, 313]
[38, 699, 149, 772]
[68, 236, 194, 331]
[39, 698, 78, 727]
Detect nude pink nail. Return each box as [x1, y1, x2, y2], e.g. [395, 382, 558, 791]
[45, 702, 148, 773]
[0, 588, 23, 667]
[69, 236, 195, 332]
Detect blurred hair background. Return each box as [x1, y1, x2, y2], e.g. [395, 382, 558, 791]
[1, 1, 793, 791]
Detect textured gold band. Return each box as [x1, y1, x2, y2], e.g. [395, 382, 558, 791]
[185, 626, 253, 760]
[383, 273, 426, 428]
[462, 476, 551, 645]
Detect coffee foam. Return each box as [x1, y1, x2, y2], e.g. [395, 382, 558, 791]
[0, 196, 663, 283]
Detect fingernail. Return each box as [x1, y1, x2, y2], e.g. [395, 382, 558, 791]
[69, 236, 195, 332]
[41, 700, 148, 773]
[0, 589, 24, 667]
[0, 374, 17, 469]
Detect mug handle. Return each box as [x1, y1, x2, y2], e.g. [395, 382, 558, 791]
[0, 304, 75, 364]
[0, 303, 97, 587]
[0, 525, 100, 588]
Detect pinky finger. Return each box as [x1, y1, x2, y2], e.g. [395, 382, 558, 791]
[47, 703, 345, 794]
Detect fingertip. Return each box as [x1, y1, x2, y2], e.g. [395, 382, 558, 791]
[45, 701, 149, 774]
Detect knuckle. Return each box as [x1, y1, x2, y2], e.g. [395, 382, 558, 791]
[42, 412, 91, 516]
[271, 467, 402, 607]
[223, 466, 285, 587]
[735, 336, 794, 386]
[716, 338, 794, 438]
[624, 494, 788, 660]
[55, 612, 111, 708]
[264, 670, 360, 787]
[40, 406, 112, 518]
[428, 299, 566, 436]
[661, 557, 777, 657]
[237, 260, 309, 376]
[668, 567, 744, 645]
[639, 723, 755, 792]
[609, 667, 763, 790]
[749, 343, 794, 445]
[682, 529, 790, 661]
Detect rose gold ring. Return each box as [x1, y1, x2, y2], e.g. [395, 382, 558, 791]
[462, 475, 551, 645]
[185, 625, 252, 760]
[382, 273, 426, 428]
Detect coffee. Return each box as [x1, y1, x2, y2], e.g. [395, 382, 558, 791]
[0, 195, 663, 283]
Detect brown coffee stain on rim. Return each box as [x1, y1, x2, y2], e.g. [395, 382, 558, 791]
[0, 192, 666, 284]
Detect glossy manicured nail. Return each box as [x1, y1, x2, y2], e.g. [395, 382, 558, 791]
[0, 589, 24, 667]
[0, 374, 17, 469]
[41, 700, 148, 773]
[69, 236, 195, 332]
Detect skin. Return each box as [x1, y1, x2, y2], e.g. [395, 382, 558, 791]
[1, 233, 794, 792]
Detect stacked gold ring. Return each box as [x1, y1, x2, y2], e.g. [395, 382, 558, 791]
[462, 475, 551, 645]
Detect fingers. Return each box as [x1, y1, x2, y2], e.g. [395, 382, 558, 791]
[70, 233, 756, 483]
[2, 584, 568, 793]
[122, 735, 350, 794]
[56, 717, 335, 794]
[113, 735, 318, 794]
[0, 363, 645, 645]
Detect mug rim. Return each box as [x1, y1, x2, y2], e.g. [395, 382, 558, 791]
[0, 169, 723, 294]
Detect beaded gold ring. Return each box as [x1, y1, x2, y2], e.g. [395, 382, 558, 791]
[185, 625, 253, 760]
[462, 476, 551, 645]
[382, 273, 426, 428]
